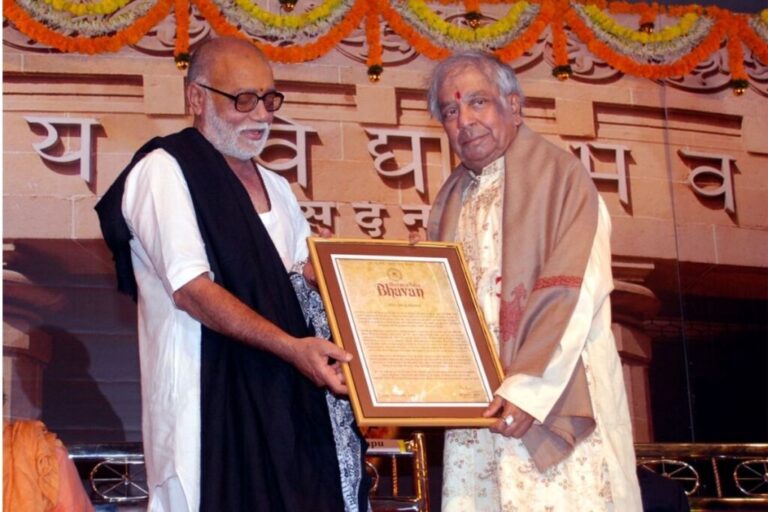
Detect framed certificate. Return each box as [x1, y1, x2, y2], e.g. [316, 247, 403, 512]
[308, 238, 504, 427]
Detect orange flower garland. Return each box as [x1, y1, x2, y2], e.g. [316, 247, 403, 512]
[379, 1, 451, 60]
[550, 8, 570, 78]
[551, 2, 569, 67]
[257, 0, 366, 62]
[175, 0, 191, 67]
[726, 15, 746, 82]
[741, 15, 768, 64]
[189, 0, 366, 63]
[366, 0, 383, 78]
[494, 0, 554, 62]
[3, 0, 173, 53]
[464, 0, 480, 12]
[607, 0, 658, 26]
[190, 0, 245, 38]
[565, 4, 729, 80]
[2, 0, 763, 88]
[434, 0, 526, 4]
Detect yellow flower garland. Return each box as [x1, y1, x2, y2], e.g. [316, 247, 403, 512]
[583, 4, 699, 45]
[4, 0, 766, 88]
[233, 0, 345, 30]
[43, 0, 131, 17]
[4, 0, 172, 52]
[403, 0, 531, 44]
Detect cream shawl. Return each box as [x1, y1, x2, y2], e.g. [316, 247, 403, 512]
[428, 124, 599, 471]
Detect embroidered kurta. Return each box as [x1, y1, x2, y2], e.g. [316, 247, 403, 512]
[429, 126, 642, 511]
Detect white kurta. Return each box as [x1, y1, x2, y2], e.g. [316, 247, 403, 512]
[122, 148, 310, 511]
[442, 158, 642, 511]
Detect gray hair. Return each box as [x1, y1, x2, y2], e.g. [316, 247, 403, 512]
[426, 51, 525, 122]
[186, 40, 214, 85]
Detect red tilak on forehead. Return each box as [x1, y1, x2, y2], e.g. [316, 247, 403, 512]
[454, 91, 461, 100]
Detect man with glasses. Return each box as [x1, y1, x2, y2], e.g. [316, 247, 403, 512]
[95, 37, 370, 511]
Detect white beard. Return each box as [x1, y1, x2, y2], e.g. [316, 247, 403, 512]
[202, 97, 271, 160]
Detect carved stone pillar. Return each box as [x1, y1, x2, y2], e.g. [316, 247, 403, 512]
[611, 262, 661, 443]
[3, 265, 60, 420]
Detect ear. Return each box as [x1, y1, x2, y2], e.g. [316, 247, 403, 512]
[506, 93, 520, 112]
[507, 94, 523, 126]
[187, 83, 205, 116]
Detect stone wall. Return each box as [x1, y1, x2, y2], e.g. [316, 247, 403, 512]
[3, 28, 767, 443]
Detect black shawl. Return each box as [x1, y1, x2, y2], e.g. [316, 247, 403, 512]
[95, 128, 346, 511]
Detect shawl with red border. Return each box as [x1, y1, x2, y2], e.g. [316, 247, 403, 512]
[428, 124, 598, 471]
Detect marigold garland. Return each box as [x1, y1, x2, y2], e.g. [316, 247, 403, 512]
[43, 0, 131, 16]
[392, 0, 540, 52]
[638, 4, 656, 27]
[494, 0, 554, 62]
[566, 4, 729, 80]
[467, 0, 481, 11]
[4, 0, 172, 53]
[583, 4, 699, 45]
[210, 0, 354, 39]
[748, 11, 768, 55]
[233, 0, 344, 30]
[726, 17, 746, 82]
[365, 0, 382, 72]
[551, 12, 569, 67]
[14, 0, 157, 36]
[745, 15, 768, 63]
[257, 0, 366, 62]
[607, 0, 657, 26]
[3, 0, 766, 88]
[175, 0, 190, 67]
[574, 4, 716, 62]
[378, 1, 450, 60]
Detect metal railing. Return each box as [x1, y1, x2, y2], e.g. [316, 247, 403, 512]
[365, 432, 430, 512]
[68, 441, 767, 511]
[68, 443, 148, 504]
[635, 443, 768, 511]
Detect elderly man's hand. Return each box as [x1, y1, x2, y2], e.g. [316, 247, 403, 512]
[303, 261, 319, 287]
[290, 337, 352, 395]
[408, 230, 422, 245]
[303, 227, 334, 286]
[483, 395, 535, 438]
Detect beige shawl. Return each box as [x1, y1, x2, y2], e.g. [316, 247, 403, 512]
[428, 124, 599, 471]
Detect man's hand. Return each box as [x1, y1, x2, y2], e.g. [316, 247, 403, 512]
[173, 275, 353, 393]
[408, 230, 422, 245]
[289, 337, 352, 395]
[303, 260, 318, 287]
[483, 395, 535, 438]
[303, 227, 334, 286]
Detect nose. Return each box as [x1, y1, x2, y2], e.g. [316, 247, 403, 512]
[248, 100, 271, 122]
[456, 103, 474, 128]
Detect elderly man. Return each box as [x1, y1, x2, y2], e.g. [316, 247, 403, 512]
[95, 37, 369, 511]
[426, 51, 642, 511]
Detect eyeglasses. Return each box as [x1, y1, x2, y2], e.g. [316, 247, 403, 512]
[196, 83, 285, 113]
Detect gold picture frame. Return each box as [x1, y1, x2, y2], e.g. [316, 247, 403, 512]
[308, 238, 504, 427]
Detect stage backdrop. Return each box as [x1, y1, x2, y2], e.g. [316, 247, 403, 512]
[3, 1, 767, 445]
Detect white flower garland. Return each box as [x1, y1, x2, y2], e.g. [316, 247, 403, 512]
[210, 0, 355, 39]
[749, 13, 768, 43]
[573, 4, 715, 63]
[391, 2, 540, 52]
[14, 0, 156, 36]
